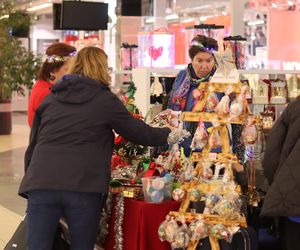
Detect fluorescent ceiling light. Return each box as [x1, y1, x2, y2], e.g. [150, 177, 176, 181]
[27, 3, 52, 12]
[181, 4, 210, 12]
[247, 20, 265, 26]
[182, 17, 194, 23]
[199, 15, 213, 22]
[0, 14, 9, 20]
[165, 14, 179, 20]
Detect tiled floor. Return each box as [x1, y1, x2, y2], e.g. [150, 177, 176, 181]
[0, 113, 29, 247]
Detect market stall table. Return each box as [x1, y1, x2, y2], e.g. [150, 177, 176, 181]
[104, 198, 181, 250]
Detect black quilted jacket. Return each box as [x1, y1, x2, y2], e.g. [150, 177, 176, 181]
[261, 98, 300, 216]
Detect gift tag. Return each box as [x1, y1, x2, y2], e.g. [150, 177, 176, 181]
[208, 153, 217, 161]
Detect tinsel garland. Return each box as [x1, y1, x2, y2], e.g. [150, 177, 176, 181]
[97, 192, 113, 246]
[114, 193, 125, 250]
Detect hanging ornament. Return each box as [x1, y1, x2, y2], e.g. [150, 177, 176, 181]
[215, 87, 233, 116]
[242, 117, 258, 145]
[190, 119, 208, 151]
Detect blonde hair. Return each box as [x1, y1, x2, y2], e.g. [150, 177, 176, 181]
[70, 46, 111, 85]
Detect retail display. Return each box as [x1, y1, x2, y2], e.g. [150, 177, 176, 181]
[252, 79, 269, 104]
[270, 79, 287, 104]
[138, 28, 175, 68]
[156, 55, 263, 250]
[223, 35, 247, 69]
[210, 48, 239, 83]
[120, 43, 138, 70]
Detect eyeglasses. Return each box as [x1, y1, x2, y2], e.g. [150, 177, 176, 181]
[108, 67, 113, 74]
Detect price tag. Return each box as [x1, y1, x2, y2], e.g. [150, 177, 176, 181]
[208, 153, 217, 161]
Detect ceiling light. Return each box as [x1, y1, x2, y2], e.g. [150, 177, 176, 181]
[165, 14, 179, 21]
[27, 3, 52, 12]
[247, 20, 265, 26]
[288, 1, 294, 5]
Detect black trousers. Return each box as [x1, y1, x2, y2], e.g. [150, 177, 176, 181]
[281, 218, 300, 250]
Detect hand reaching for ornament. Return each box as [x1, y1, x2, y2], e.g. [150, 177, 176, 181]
[167, 124, 190, 145]
[232, 162, 244, 173]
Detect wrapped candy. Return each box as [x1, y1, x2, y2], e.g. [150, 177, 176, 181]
[229, 85, 248, 120]
[189, 219, 208, 241]
[205, 87, 219, 112]
[215, 87, 233, 116]
[167, 123, 191, 145]
[211, 195, 242, 218]
[171, 223, 191, 249]
[158, 219, 168, 241]
[149, 109, 181, 128]
[208, 129, 222, 149]
[210, 224, 231, 242]
[172, 188, 186, 201]
[242, 117, 258, 145]
[192, 89, 204, 111]
[164, 218, 180, 242]
[180, 163, 197, 182]
[205, 193, 221, 209]
[189, 189, 202, 202]
[190, 120, 208, 151]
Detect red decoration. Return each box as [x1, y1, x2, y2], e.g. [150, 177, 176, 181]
[143, 162, 160, 177]
[114, 135, 126, 145]
[148, 46, 163, 61]
[111, 154, 128, 169]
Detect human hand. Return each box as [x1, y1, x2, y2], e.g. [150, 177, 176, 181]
[232, 162, 244, 172]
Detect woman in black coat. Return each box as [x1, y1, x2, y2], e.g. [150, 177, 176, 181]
[261, 98, 300, 250]
[19, 46, 172, 250]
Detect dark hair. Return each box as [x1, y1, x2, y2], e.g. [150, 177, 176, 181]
[188, 35, 218, 60]
[38, 42, 76, 81]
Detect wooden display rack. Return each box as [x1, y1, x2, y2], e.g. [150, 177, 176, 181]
[168, 211, 247, 250]
[181, 81, 260, 125]
[178, 181, 242, 213]
[166, 81, 250, 250]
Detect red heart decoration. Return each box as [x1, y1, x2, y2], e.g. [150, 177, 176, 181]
[148, 46, 163, 61]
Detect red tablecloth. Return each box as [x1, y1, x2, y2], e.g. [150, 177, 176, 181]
[104, 198, 181, 250]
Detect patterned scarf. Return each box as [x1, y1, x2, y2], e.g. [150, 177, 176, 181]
[172, 63, 216, 111]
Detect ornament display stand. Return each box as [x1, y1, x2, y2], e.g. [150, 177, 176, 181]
[165, 80, 258, 250]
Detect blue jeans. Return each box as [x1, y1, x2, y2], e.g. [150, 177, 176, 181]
[27, 190, 105, 250]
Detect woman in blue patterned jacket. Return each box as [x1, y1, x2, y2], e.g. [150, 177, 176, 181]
[168, 35, 221, 156]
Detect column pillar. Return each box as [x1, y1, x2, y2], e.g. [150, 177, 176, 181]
[230, 0, 245, 36]
[153, 0, 167, 29]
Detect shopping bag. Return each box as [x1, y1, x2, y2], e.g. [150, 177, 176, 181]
[4, 215, 27, 249]
[4, 214, 70, 250]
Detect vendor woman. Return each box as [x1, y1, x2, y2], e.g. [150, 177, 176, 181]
[168, 35, 220, 156]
